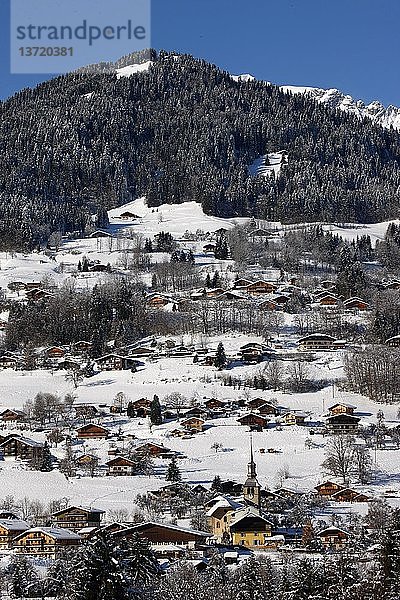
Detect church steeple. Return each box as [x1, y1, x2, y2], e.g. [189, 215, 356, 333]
[243, 434, 261, 510]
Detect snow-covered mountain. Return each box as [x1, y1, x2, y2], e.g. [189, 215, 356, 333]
[232, 71, 400, 131]
[280, 84, 400, 131]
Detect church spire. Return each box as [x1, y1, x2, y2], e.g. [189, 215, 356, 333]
[243, 434, 261, 510]
[247, 434, 257, 480]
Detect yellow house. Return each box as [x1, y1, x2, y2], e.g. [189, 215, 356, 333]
[229, 506, 273, 548]
[206, 496, 243, 542]
[13, 527, 81, 559]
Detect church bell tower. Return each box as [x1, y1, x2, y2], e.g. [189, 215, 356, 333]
[243, 435, 261, 511]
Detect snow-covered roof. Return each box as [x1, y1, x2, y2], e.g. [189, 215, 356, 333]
[19, 527, 81, 540]
[0, 519, 30, 531]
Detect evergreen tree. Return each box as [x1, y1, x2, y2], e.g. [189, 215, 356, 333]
[150, 394, 162, 425]
[39, 441, 53, 472]
[214, 342, 227, 370]
[166, 456, 181, 482]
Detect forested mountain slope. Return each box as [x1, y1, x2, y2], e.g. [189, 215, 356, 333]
[1, 49, 400, 248]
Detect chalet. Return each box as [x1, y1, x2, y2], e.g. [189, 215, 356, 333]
[131, 398, 152, 417]
[128, 347, 155, 359]
[343, 297, 369, 311]
[76, 423, 110, 439]
[13, 527, 81, 558]
[0, 355, 21, 370]
[190, 288, 207, 300]
[315, 481, 345, 497]
[0, 408, 26, 422]
[167, 345, 193, 358]
[73, 341, 92, 354]
[331, 488, 371, 503]
[206, 287, 225, 298]
[233, 278, 253, 289]
[325, 414, 360, 434]
[25, 288, 54, 301]
[89, 230, 112, 238]
[328, 402, 356, 416]
[0, 511, 19, 520]
[317, 294, 339, 307]
[247, 397, 270, 410]
[320, 280, 336, 290]
[25, 281, 42, 291]
[203, 243, 216, 252]
[119, 211, 139, 220]
[281, 411, 307, 426]
[180, 417, 205, 433]
[274, 487, 301, 499]
[96, 354, 138, 371]
[75, 453, 99, 466]
[146, 294, 174, 308]
[385, 335, 400, 348]
[0, 519, 30, 550]
[215, 290, 246, 301]
[240, 343, 268, 363]
[113, 521, 211, 546]
[240, 281, 277, 295]
[258, 299, 279, 311]
[206, 496, 243, 542]
[237, 413, 269, 431]
[134, 442, 174, 458]
[258, 403, 279, 417]
[317, 526, 348, 550]
[0, 435, 44, 462]
[52, 506, 104, 531]
[297, 333, 338, 352]
[204, 398, 228, 411]
[45, 346, 66, 360]
[220, 480, 243, 495]
[229, 506, 273, 548]
[58, 358, 81, 371]
[89, 264, 110, 273]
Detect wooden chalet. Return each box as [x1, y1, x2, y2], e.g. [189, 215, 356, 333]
[96, 354, 138, 371]
[89, 230, 112, 238]
[204, 398, 228, 410]
[73, 340, 92, 354]
[315, 481, 345, 497]
[13, 527, 81, 558]
[237, 413, 269, 431]
[112, 521, 211, 547]
[130, 398, 152, 417]
[239, 343, 268, 363]
[128, 347, 155, 358]
[0, 435, 44, 462]
[331, 488, 371, 503]
[229, 506, 273, 548]
[317, 294, 339, 306]
[75, 453, 98, 466]
[181, 417, 205, 433]
[233, 278, 253, 289]
[215, 290, 246, 301]
[0, 355, 21, 370]
[134, 442, 174, 458]
[0, 519, 30, 550]
[258, 298, 279, 311]
[328, 402, 356, 415]
[258, 403, 279, 417]
[119, 211, 139, 220]
[203, 243, 216, 252]
[0, 408, 26, 422]
[240, 280, 277, 295]
[45, 346, 65, 359]
[52, 506, 104, 531]
[325, 414, 360, 434]
[146, 294, 173, 308]
[206, 287, 225, 298]
[25, 288, 54, 301]
[247, 397, 269, 410]
[317, 526, 348, 550]
[106, 456, 136, 476]
[297, 333, 339, 351]
[76, 423, 110, 439]
[343, 297, 369, 311]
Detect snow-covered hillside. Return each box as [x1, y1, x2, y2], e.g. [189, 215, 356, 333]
[281, 85, 400, 131]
